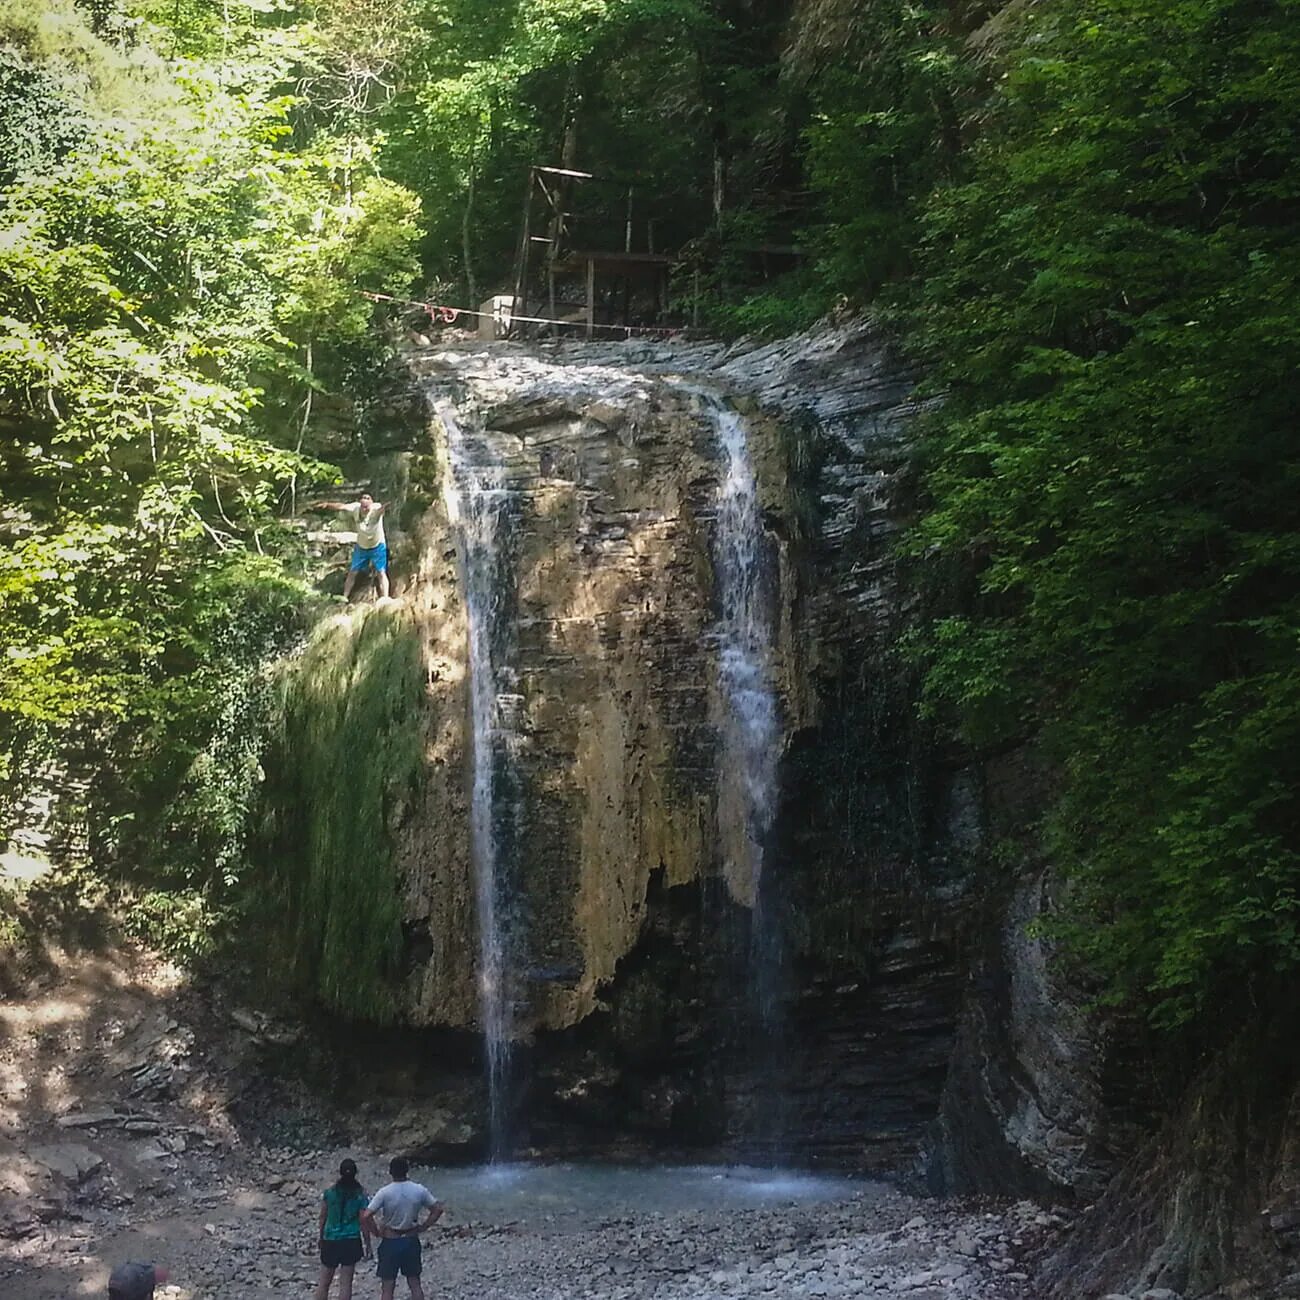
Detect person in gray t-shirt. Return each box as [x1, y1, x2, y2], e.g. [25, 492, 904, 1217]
[107, 1261, 169, 1299]
[360, 1158, 445, 1300]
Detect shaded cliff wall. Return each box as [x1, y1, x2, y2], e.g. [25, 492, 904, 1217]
[254, 323, 1126, 1181]
[254, 322, 1129, 1180]
[391, 353, 780, 1036]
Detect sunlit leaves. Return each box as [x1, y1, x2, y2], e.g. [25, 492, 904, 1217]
[0, 0, 418, 876]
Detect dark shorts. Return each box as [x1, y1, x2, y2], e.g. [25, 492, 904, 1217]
[377, 1235, 421, 1280]
[350, 542, 388, 572]
[321, 1237, 364, 1269]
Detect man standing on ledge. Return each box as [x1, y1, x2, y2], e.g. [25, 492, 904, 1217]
[360, 1158, 445, 1300]
[316, 490, 389, 600]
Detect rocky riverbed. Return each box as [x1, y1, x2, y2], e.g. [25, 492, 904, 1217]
[0, 947, 1075, 1299]
[6, 1133, 1060, 1300]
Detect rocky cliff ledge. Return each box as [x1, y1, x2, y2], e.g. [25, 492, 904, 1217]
[258, 322, 1128, 1186]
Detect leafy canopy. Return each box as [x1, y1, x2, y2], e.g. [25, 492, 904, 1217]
[904, 0, 1300, 1023]
[0, 0, 419, 895]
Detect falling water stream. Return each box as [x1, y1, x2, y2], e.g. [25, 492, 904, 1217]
[697, 390, 786, 1145]
[436, 398, 519, 1161]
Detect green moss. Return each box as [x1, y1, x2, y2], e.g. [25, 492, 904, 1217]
[254, 603, 425, 1020]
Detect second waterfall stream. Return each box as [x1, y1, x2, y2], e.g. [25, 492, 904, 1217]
[433, 371, 786, 1159]
[696, 388, 788, 1148]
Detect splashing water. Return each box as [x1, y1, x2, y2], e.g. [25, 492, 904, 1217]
[437, 399, 519, 1161]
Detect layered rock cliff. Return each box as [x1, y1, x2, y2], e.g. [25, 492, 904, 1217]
[267, 323, 996, 1165]
[251, 320, 1300, 1297]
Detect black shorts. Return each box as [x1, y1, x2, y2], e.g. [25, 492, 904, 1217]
[321, 1237, 364, 1268]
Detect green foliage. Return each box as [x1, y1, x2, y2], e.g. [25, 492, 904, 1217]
[0, 46, 86, 186]
[374, 0, 717, 297]
[252, 604, 425, 1018]
[904, 0, 1300, 1024]
[0, 862, 113, 977]
[0, 882, 24, 963]
[0, 0, 420, 979]
[106, 555, 319, 887]
[6, 0, 1296, 1037]
[700, 267, 827, 338]
[123, 887, 228, 963]
[804, 8, 964, 295]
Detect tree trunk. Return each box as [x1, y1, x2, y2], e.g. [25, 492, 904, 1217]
[462, 132, 479, 307]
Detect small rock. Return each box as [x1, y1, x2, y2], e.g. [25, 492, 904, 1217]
[931, 1261, 968, 1281]
[55, 1110, 120, 1129]
[30, 1144, 105, 1184]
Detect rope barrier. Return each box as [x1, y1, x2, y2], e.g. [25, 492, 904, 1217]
[360, 289, 691, 339]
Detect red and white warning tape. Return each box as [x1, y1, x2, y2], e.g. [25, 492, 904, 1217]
[359, 290, 690, 338]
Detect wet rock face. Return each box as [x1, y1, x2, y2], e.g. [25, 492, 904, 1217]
[397, 354, 745, 1034]
[369, 324, 989, 1165]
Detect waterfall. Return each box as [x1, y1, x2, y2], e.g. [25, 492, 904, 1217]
[436, 398, 519, 1161]
[697, 390, 786, 1141]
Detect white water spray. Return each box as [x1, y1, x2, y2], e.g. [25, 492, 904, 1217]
[694, 391, 786, 1073]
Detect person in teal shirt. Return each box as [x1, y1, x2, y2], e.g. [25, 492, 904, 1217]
[314, 1158, 371, 1300]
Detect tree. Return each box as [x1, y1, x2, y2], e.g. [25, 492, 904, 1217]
[906, 0, 1300, 1023]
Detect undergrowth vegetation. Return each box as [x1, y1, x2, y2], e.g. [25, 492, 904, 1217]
[0, 0, 419, 967]
[899, 0, 1300, 1025]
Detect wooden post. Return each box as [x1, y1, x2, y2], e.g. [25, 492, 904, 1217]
[586, 257, 595, 339]
[512, 168, 535, 324]
[625, 188, 633, 253]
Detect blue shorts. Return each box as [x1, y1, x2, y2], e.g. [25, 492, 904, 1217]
[350, 542, 388, 573]
[376, 1236, 421, 1280]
